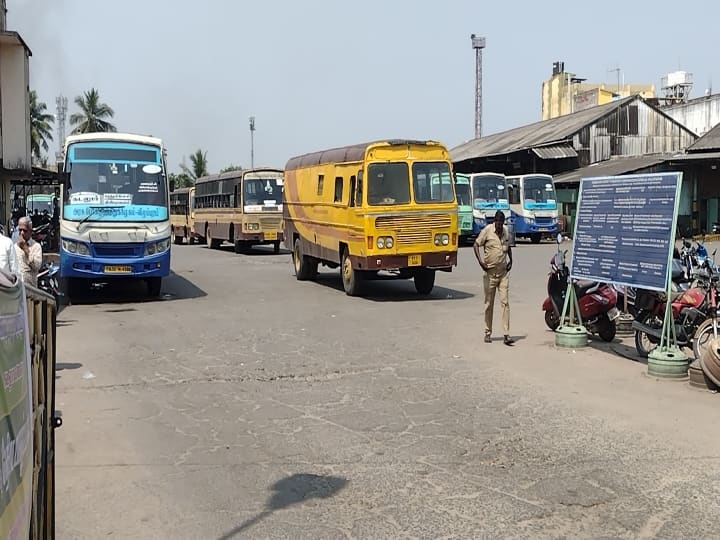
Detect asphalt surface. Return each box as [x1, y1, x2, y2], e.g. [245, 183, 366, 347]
[55, 238, 720, 539]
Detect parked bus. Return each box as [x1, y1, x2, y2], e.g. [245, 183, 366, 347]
[469, 172, 515, 246]
[59, 132, 171, 298]
[193, 168, 284, 254]
[170, 186, 196, 244]
[283, 139, 458, 296]
[454, 173, 473, 243]
[506, 173, 559, 243]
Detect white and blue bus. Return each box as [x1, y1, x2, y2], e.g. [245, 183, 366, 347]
[506, 174, 558, 244]
[59, 133, 171, 298]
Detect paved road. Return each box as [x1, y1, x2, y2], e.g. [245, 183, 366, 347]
[55, 239, 720, 539]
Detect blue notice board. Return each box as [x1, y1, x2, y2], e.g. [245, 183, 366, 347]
[570, 172, 682, 292]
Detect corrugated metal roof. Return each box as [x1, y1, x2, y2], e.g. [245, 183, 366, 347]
[451, 96, 638, 162]
[667, 150, 720, 161]
[554, 155, 669, 185]
[531, 144, 578, 159]
[687, 122, 720, 152]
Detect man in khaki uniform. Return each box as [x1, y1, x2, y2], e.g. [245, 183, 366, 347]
[473, 210, 513, 345]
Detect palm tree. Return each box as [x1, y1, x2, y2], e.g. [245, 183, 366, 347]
[30, 90, 54, 163]
[180, 149, 209, 181]
[69, 88, 117, 134]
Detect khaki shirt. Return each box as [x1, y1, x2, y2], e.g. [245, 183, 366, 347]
[475, 224, 510, 270]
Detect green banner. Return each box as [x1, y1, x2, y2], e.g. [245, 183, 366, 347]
[0, 277, 33, 539]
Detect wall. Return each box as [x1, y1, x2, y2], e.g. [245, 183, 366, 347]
[662, 94, 720, 136]
[0, 39, 30, 172]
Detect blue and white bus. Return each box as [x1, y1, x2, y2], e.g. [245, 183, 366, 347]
[59, 133, 171, 298]
[506, 174, 558, 244]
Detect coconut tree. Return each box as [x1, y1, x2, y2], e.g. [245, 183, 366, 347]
[30, 90, 55, 162]
[180, 149, 209, 182]
[69, 88, 117, 134]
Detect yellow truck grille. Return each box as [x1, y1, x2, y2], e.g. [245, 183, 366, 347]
[375, 214, 451, 245]
[260, 217, 282, 230]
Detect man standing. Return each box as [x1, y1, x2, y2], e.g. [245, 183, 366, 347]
[474, 210, 514, 346]
[14, 216, 42, 287]
[0, 228, 18, 274]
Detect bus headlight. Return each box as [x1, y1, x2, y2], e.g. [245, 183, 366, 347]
[62, 239, 90, 256]
[245, 223, 260, 231]
[145, 238, 170, 256]
[376, 236, 394, 249]
[434, 233, 450, 246]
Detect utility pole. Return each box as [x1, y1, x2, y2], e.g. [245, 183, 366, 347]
[608, 67, 622, 95]
[249, 116, 255, 169]
[55, 95, 68, 164]
[471, 34, 486, 139]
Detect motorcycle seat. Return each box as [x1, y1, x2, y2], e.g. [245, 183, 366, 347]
[574, 280, 599, 297]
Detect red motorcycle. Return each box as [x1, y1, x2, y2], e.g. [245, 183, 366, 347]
[542, 245, 619, 342]
[632, 282, 710, 358]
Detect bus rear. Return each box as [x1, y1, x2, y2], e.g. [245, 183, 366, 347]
[59, 133, 171, 297]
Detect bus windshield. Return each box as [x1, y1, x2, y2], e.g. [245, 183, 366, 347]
[64, 142, 167, 222]
[522, 176, 557, 209]
[367, 162, 411, 205]
[472, 175, 509, 210]
[413, 162, 454, 204]
[243, 177, 283, 207]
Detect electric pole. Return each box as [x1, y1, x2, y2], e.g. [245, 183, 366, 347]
[471, 34, 486, 139]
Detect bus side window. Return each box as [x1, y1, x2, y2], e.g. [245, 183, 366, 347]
[334, 177, 343, 203]
[349, 175, 356, 207]
[357, 170, 363, 205]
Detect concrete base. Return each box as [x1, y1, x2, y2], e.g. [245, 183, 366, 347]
[647, 346, 689, 379]
[555, 325, 589, 348]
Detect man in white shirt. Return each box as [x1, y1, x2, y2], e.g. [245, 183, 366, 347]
[0, 228, 18, 274]
[14, 216, 42, 286]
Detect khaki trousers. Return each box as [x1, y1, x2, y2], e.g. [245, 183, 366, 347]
[483, 268, 509, 336]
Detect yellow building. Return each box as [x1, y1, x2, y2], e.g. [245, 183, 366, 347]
[542, 62, 655, 120]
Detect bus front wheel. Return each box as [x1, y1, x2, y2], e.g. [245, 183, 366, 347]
[147, 277, 162, 298]
[341, 249, 363, 296]
[414, 268, 436, 295]
[293, 238, 317, 281]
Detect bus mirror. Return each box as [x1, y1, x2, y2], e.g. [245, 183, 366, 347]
[169, 179, 176, 193]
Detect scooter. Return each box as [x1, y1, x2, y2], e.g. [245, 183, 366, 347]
[37, 261, 61, 305]
[542, 235, 619, 342]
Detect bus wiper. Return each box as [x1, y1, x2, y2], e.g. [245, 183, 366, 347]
[77, 205, 124, 228]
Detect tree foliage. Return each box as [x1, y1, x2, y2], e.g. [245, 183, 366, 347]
[30, 90, 55, 162]
[70, 88, 117, 134]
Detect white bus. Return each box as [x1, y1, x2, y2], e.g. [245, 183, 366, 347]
[59, 132, 171, 298]
[506, 174, 559, 244]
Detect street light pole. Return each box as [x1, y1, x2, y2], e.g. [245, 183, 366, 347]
[249, 116, 256, 169]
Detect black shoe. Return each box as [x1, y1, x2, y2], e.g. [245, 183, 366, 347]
[503, 335, 514, 346]
[484, 335, 492, 343]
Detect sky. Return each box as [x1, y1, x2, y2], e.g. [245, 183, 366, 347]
[9, 0, 720, 174]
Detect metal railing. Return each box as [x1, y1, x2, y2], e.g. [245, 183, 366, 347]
[24, 283, 60, 540]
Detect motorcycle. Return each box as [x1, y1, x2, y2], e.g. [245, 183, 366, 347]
[542, 236, 619, 342]
[37, 261, 61, 305]
[613, 258, 690, 317]
[631, 279, 710, 358]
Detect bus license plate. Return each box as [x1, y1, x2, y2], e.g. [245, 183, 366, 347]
[539, 227, 548, 231]
[408, 255, 422, 266]
[104, 265, 132, 274]
[265, 232, 277, 241]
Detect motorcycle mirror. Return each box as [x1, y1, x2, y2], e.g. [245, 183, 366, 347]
[556, 233, 563, 244]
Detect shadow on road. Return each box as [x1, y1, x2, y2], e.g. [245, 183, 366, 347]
[312, 272, 474, 301]
[217, 473, 347, 539]
[65, 270, 207, 306]
[211, 244, 292, 256]
[56, 362, 82, 371]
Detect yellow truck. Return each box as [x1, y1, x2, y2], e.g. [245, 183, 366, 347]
[283, 139, 458, 296]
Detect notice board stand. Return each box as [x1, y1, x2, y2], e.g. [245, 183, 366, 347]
[555, 282, 589, 348]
